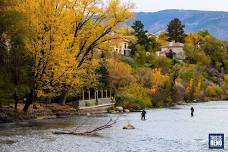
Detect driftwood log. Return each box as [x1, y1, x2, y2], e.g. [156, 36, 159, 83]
[53, 116, 119, 136]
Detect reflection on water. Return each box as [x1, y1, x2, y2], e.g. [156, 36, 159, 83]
[0, 101, 228, 152]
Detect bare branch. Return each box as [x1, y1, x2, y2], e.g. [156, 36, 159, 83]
[53, 116, 119, 136]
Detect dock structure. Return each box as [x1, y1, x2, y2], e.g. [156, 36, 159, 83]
[78, 89, 113, 107]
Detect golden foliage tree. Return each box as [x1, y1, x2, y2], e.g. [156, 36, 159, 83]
[14, 0, 134, 111]
[185, 32, 202, 45]
[120, 83, 152, 108]
[150, 68, 169, 94]
[107, 59, 134, 91]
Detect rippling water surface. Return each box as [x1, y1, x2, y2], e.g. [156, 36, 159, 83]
[1, 101, 228, 152]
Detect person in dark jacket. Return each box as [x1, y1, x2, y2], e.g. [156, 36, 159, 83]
[191, 107, 194, 117]
[141, 110, 146, 120]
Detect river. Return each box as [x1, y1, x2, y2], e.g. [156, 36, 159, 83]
[0, 101, 228, 152]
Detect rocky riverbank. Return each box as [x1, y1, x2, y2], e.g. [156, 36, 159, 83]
[0, 103, 117, 123]
[0, 103, 79, 123]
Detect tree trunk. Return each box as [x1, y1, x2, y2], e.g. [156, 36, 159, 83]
[14, 99, 18, 112]
[59, 90, 68, 105]
[170, 68, 179, 103]
[23, 100, 31, 112]
[13, 91, 19, 112]
[23, 89, 37, 112]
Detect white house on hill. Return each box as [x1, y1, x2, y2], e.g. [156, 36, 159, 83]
[157, 41, 185, 60]
[112, 39, 131, 56]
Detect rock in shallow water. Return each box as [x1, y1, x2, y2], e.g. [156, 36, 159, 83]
[116, 107, 123, 112]
[123, 124, 135, 129]
[124, 109, 130, 113]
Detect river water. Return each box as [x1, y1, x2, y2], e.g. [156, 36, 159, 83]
[0, 101, 228, 152]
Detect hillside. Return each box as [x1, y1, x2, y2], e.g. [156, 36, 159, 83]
[135, 10, 228, 40]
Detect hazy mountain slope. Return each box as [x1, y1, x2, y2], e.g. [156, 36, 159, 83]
[135, 10, 228, 40]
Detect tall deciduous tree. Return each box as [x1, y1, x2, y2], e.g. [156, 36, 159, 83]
[14, 0, 133, 111]
[56, 0, 134, 104]
[167, 18, 186, 43]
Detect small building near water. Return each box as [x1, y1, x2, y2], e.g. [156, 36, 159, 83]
[156, 41, 185, 60]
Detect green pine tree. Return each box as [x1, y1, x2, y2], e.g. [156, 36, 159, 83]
[131, 20, 159, 54]
[167, 18, 186, 43]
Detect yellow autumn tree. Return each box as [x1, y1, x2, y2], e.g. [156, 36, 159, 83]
[157, 32, 169, 46]
[185, 32, 202, 44]
[58, 0, 134, 103]
[15, 0, 77, 110]
[224, 75, 228, 96]
[14, 0, 134, 111]
[206, 84, 223, 98]
[150, 68, 169, 94]
[107, 59, 134, 91]
[185, 78, 194, 99]
[120, 83, 152, 108]
[193, 77, 206, 100]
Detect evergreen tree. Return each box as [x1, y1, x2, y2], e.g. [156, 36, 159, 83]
[131, 20, 159, 53]
[167, 18, 186, 43]
[131, 20, 148, 46]
[96, 52, 110, 89]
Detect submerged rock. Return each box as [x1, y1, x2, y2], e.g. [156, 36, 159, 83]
[123, 124, 135, 129]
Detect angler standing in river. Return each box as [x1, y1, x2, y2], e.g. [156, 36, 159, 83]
[141, 110, 146, 120]
[191, 107, 194, 117]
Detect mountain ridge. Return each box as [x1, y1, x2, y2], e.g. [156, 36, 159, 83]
[134, 9, 228, 40]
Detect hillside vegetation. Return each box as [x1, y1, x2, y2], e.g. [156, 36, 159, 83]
[114, 20, 228, 109]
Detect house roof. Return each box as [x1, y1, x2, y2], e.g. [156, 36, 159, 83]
[161, 41, 184, 48]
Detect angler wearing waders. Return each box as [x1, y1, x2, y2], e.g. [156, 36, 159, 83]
[141, 110, 146, 120]
[191, 107, 194, 117]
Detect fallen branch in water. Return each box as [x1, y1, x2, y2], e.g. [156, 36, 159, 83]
[53, 116, 119, 136]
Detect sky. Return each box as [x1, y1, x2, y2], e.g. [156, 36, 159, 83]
[127, 0, 228, 12]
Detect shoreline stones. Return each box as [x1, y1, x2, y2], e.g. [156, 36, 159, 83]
[123, 109, 130, 113]
[115, 106, 123, 112]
